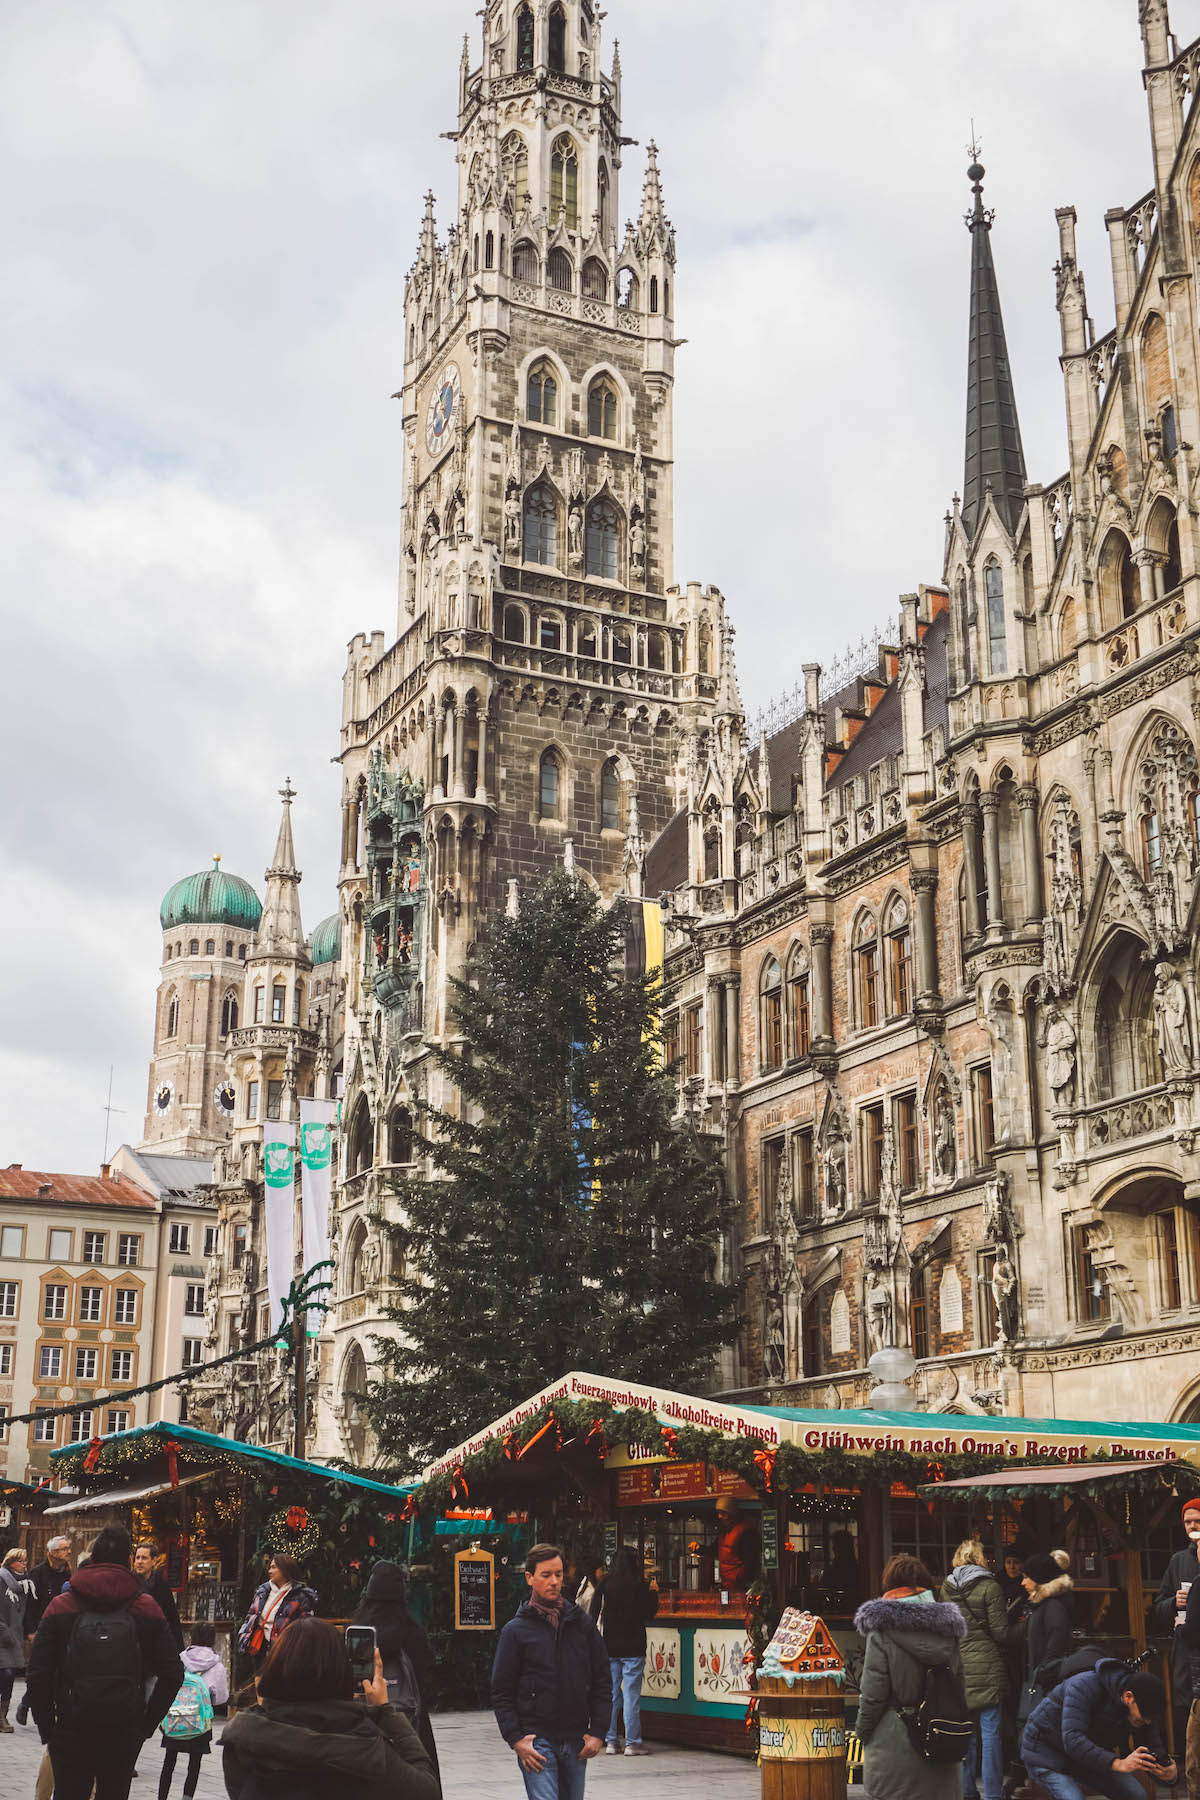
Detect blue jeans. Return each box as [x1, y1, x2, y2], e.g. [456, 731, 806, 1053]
[963, 1705, 1003, 1800]
[519, 1737, 588, 1800]
[606, 1655, 645, 1746]
[1021, 1760, 1150, 1800]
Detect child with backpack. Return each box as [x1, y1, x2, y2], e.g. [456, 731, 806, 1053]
[854, 1553, 972, 1800]
[158, 1622, 229, 1800]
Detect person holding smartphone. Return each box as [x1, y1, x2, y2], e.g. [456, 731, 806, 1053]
[221, 1615, 438, 1800]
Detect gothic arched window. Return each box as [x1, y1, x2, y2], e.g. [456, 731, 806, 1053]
[527, 361, 557, 426]
[601, 760, 621, 831]
[220, 992, 239, 1037]
[1099, 527, 1137, 624]
[598, 164, 610, 240]
[165, 992, 179, 1039]
[586, 497, 620, 579]
[515, 4, 534, 70]
[788, 945, 811, 1059]
[506, 136, 530, 211]
[548, 248, 573, 292]
[985, 560, 1007, 675]
[649, 276, 659, 314]
[703, 797, 721, 881]
[588, 378, 618, 440]
[485, 230, 495, 269]
[885, 896, 913, 1016]
[760, 958, 783, 1072]
[854, 912, 879, 1030]
[539, 614, 562, 651]
[548, 3, 566, 72]
[611, 629, 632, 665]
[513, 238, 539, 283]
[524, 485, 558, 566]
[503, 605, 526, 643]
[539, 749, 562, 820]
[349, 1097, 373, 1176]
[617, 268, 639, 310]
[551, 142, 579, 230]
[582, 258, 608, 301]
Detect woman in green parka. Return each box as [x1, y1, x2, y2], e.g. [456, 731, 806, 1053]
[855, 1553, 969, 1800]
[940, 1539, 1013, 1800]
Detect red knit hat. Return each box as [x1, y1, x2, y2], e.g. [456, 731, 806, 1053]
[1182, 1498, 1200, 1521]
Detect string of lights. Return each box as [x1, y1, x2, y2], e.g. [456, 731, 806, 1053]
[4, 1264, 333, 1429]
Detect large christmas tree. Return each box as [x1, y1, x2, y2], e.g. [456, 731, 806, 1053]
[368, 872, 740, 1467]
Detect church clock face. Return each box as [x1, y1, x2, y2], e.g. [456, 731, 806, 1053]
[154, 1082, 173, 1115]
[214, 1080, 236, 1117]
[425, 362, 461, 457]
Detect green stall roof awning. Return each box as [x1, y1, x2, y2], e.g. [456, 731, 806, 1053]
[50, 1420, 415, 1501]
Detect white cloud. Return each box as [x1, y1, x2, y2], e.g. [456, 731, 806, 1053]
[0, 0, 1186, 1169]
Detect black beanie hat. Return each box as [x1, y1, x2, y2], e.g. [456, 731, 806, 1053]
[1125, 1672, 1167, 1717]
[1023, 1552, 1061, 1586]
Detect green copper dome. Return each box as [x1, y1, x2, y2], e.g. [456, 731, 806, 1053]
[160, 859, 262, 932]
[310, 912, 342, 966]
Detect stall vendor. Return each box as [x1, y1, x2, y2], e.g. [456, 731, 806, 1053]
[715, 1498, 761, 1591]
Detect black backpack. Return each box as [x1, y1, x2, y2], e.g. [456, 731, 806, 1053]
[383, 1646, 423, 1724]
[900, 1661, 975, 1764]
[58, 1604, 145, 1733]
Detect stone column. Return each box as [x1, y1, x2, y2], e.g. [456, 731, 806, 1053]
[476, 714, 489, 801]
[1018, 785, 1045, 926]
[723, 981, 740, 1086]
[706, 983, 725, 1082]
[911, 869, 940, 1001]
[811, 921, 834, 1045]
[452, 706, 466, 798]
[1135, 548, 1158, 612]
[980, 791, 1004, 931]
[1082, 749, 1102, 870]
[962, 800, 983, 939]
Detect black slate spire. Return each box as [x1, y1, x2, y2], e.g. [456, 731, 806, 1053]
[962, 159, 1027, 538]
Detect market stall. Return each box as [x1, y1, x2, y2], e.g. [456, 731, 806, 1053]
[409, 1370, 1200, 1752]
[44, 1421, 417, 1674]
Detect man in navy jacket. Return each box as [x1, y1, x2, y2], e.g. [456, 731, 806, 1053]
[491, 1542, 611, 1799]
[1022, 1658, 1176, 1799]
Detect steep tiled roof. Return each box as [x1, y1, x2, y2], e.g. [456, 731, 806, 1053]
[0, 1169, 156, 1212]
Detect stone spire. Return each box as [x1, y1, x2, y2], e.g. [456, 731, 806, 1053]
[715, 620, 744, 720]
[961, 157, 1027, 539]
[639, 141, 666, 234]
[416, 191, 437, 273]
[257, 779, 307, 961]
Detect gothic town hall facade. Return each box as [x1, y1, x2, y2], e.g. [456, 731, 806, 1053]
[157, 0, 1200, 1459]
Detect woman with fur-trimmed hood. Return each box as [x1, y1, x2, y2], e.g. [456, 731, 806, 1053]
[1021, 1550, 1074, 1680]
[854, 1553, 968, 1800]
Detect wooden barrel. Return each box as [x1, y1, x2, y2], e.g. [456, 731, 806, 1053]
[757, 1675, 847, 1800]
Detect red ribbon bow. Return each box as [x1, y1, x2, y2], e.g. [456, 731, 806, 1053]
[400, 1495, 418, 1523]
[165, 1438, 182, 1489]
[752, 1445, 778, 1493]
[660, 1427, 679, 1460]
[518, 1412, 563, 1459]
[450, 1465, 469, 1503]
[286, 1506, 308, 1532]
[585, 1417, 608, 1458]
[83, 1436, 104, 1474]
[502, 1431, 518, 1461]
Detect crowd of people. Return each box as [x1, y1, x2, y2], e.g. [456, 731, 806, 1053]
[853, 1528, 1192, 1800]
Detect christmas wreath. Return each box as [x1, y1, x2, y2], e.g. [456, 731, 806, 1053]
[265, 1504, 320, 1562]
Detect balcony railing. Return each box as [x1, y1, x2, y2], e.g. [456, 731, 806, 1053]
[1080, 1085, 1175, 1151]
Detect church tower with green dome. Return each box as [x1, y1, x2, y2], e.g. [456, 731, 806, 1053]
[142, 858, 263, 1156]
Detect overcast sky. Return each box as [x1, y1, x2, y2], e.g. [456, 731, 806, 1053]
[0, 0, 1182, 1173]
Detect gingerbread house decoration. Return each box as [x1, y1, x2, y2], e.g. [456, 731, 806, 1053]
[766, 1608, 845, 1676]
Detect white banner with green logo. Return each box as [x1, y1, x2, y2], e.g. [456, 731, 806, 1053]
[262, 1120, 296, 1338]
[299, 1099, 337, 1329]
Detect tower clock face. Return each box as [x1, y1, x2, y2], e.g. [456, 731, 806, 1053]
[214, 1080, 236, 1116]
[425, 362, 461, 457]
[154, 1082, 174, 1115]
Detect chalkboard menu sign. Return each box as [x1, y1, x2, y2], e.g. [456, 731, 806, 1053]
[761, 1509, 779, 1571]
[454, 1548, 496, 1632]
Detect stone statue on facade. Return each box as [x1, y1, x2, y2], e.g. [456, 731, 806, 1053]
[991, 1247, 1019, 1345]
[763, 1247, 785, 1385]
[866, 1272, 892, 1354]
[361, 1230, 383, 1293]
[1155, 964, 1193, 1073]
[568, 502, 584, 565]
[934, 1085, 957, 1179]
[1043, 1010, 1077, 1104]
[629, 517, 646, 578]
[823, 1130, 847, 1217]
[983, 1170, 1015, 1251]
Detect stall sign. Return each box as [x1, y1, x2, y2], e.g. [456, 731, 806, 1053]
[608, 1443, 669, 1469]
[657, 1461, 710, 1502]
[604, 1521, 618, 1562]
[759, 1715, 847, 1761]
[616, 1466, 659, 1505]
[712, 1466, 758, 1500]
[453, 1548, 495, 1632]
[761, 1510, 779, 1571]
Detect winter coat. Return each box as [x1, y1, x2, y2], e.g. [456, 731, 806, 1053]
[491, 1599, 612, 1747]
[237, 1580, 317, 1657]
[854, 1594, 968, 1800]
[25, 1558, 72, 1636]
[1171, 1550, 1200, 1702]
[0, 1567, 28, 1670]
[222, 1697, 439, 1800]
[1023, 1656, 1169, 1780]
[940, 1565, 1012, 1711]
[142, 1568, 184, 1651]
[183, 1643, 229, 1709]
[26, 1560, 184, 1741]
[351, 1561, 440, 1781]
[598, 1576, 658, 1660]
[1026, 1574, 1074, 1680]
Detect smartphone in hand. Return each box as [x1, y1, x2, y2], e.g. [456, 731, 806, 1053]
[345, 1625, 377, 1688]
